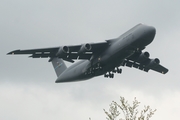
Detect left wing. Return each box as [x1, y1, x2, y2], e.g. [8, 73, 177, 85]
[7, 42, 109, 62]
[122, 51, 168, 74]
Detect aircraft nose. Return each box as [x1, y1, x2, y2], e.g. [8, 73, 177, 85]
[148, 26, 156, 41]
[142, 26, 156, 46]
[149, 26, 156, 36]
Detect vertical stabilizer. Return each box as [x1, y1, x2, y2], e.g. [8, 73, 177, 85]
[51, 58, 67, 77]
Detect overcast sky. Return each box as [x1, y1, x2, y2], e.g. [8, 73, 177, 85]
[1, 0, 180, 120]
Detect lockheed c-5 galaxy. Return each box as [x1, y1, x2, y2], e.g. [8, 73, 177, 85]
[7, 23, 168, 83]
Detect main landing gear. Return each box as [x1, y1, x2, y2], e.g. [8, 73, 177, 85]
[104, 68, 122, 78]
[104, 72, 114, 78]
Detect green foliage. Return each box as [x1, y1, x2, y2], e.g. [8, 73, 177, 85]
[104, 97, 156, 120]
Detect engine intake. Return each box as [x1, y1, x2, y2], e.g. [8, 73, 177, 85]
[146, 58, 160, 68]
[56, 46, 69, 57]
[137, 52, 150, 62]
[78, 43, 92, 54]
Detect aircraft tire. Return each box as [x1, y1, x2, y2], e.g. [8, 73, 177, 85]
[112, 74, 114, 78]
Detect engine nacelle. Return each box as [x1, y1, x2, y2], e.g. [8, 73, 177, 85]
[146, 58, 160, 68]
[137, 52, 150, 62]
[78, 43, 92, 54]
[56, 46, 69, 57]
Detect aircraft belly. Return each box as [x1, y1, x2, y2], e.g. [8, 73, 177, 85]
[100, 40, 134, 64]
[95, 38, 137, 74]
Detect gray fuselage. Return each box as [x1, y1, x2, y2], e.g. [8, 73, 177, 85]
[55, 24, 156, 83]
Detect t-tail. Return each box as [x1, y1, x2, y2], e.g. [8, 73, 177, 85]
[51, 57, 67, 77]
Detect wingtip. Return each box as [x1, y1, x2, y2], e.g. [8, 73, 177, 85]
[165, 69, 169, 74]
[7, 52, 13, 55]
[7, 50, 20, 55]
[162, 69, 169, 74]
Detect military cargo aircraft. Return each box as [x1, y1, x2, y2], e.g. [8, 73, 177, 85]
[7, 23, 168, 83]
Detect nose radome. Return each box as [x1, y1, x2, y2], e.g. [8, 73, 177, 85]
[139, 25, 156, 46]
[149, 26, 156, 40]
[149, 26, 156, 35]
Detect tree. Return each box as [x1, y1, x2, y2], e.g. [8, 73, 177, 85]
[103, 96, 156, 120]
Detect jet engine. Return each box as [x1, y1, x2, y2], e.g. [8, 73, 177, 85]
[146, 58, 160, 68]
[78, 43, 92, 54]
[137, 52, 150, 62]
[56, 46, 69, 57]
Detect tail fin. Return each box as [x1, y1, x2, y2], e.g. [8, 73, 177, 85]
[51, 57, 67, 77]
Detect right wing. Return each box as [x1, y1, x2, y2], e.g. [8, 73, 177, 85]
[7, 42, 109, 62]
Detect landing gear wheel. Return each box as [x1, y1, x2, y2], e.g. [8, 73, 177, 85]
[111, 74, 114, 78]
[117, 68, 122, 74]
[112, 69, 116, 73]
[104, 74, 108, 78]
[109, 73, 114, 78]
